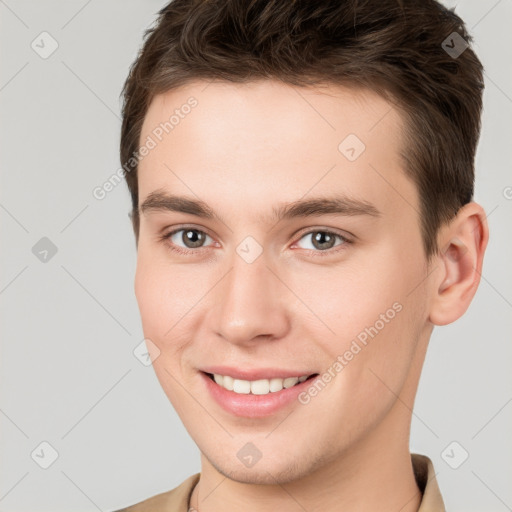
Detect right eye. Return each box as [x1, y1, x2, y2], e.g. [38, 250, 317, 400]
[163, 227, 215, 253]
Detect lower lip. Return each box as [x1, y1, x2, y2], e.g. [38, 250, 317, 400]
[201, 372, 316, 418]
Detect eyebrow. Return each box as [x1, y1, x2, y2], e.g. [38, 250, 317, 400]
[139, 189, 380, 223]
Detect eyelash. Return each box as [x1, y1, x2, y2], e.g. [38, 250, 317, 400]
[159, 225, 353, 258]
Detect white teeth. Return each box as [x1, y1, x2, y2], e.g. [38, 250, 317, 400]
[212, 374, 310, 395]
[233, 379, 251, 394]
[223, 375, 234, 391]
[269, 378, 284, 392]
[283, 377, 299, 388]
[250, 379, 270, 395]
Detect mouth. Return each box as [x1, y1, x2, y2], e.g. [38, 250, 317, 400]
[204, 372, 318, 395]
[200, 369, 319, 418]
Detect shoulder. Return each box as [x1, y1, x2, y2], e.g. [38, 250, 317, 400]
[113, 473, 200, 512]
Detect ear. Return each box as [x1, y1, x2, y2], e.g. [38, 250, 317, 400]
[428, 202, 489, 326]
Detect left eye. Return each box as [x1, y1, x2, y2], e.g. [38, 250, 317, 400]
[295, 230, 347, 251]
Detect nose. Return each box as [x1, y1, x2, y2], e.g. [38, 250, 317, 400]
[211, 250, 290, 347]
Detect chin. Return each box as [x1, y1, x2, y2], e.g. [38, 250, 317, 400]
[205, 451, 317, 485]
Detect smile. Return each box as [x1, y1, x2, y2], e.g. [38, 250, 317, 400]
[201, 370, 319, 417]
[208, 373, 313, 395]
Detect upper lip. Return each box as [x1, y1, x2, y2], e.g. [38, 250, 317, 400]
[200, 366, 317, 381]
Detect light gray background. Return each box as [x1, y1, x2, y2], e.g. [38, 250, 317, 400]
[1, 1, 511, 511]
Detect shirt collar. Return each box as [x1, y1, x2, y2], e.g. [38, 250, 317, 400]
[412, 453, 446, 511]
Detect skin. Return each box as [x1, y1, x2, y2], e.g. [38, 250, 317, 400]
[133, 80, 488, 512]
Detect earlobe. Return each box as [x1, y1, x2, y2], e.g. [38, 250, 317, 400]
[428, 202, 489, 326]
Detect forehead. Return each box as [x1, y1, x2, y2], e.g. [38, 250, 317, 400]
[140, 80, 400, 156]
[137, 80, 417, 224]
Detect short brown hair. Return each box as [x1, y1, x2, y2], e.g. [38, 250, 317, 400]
[120, 0, 484, 257]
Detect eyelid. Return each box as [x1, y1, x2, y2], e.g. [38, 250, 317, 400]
[291, 226, 354, 244]
[163, 224, 214, 239]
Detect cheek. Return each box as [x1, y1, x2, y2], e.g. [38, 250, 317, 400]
[134, 249, 184, 358]
[285, 262, 404, 345]
[134, 254, 196, 408]
[134, 256, 164, 334]
[134, 247, 212, 373]
[135, 245, 191, 333]
[287, 244, 427, 376]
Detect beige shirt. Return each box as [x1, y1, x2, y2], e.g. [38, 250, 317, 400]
[115, 453, 445, 511]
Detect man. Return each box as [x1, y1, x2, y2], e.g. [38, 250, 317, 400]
[115, 0, 488, 510]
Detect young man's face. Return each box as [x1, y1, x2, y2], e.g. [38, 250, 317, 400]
[134, 80, 434, 483]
